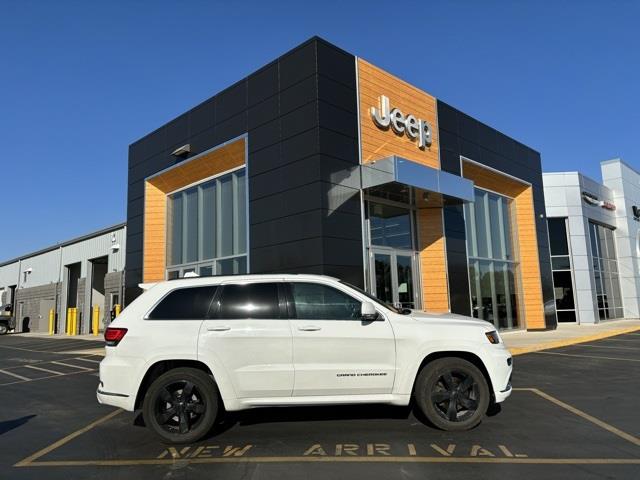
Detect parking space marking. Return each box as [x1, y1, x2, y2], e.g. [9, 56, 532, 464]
[14, 388, 640, 468]
[51, 361, 93, 371]
[74, 357, 101, 364]
[514, 388, 640, 447]
[0, 367, 97, 387]
[0, 368, 32, 381]
[534, 351, 640, 363]
[24, 365, 64, 375]
[576, 344, 640, 351]
[15, 457, 640, 466]
[14, 409, 123, 467]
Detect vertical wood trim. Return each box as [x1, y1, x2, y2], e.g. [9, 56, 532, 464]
[417, 208, 449, 312]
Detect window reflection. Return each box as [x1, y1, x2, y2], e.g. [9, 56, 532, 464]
[465, 189, 519, 330]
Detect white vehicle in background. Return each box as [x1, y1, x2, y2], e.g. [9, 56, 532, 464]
[97, 274, 512, 444]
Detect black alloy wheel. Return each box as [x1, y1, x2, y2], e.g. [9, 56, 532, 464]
[431, 370, 479, 422]
[154, 380, 206, 435]
[143, 367, 219, 444]
[415, 357, 490, 431]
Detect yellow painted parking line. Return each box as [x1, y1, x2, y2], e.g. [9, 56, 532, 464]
[514, 388, 640, 447]
[0, 368, 31, 381]
[18, 457, 640, 466]
[14, 409, 123, 467]
[533, 351, 640, 363]
[24, 365, 64, 375]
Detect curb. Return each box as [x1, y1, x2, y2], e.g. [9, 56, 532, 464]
[508, 326, 640, 356]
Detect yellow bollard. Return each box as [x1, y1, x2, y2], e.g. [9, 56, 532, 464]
[114, 304, 121, 317]
[48, 309, 55, 335]
[92, 305, 100, 336]
[72, 308, 78, 336]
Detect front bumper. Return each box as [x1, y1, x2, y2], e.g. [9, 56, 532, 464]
[486, 345, 513, 403]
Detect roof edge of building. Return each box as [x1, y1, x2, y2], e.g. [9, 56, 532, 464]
[0, 221, 127, 268]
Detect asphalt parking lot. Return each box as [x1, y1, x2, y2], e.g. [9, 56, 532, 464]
[1, 332, 639, 480]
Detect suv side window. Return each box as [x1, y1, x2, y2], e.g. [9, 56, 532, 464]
[147, 286, 218, 320]
[215, 283, 281, 319]
[289, 282, 361, 320]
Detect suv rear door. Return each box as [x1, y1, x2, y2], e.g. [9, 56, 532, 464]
[198, 280, 294, 398]
[286, 281, 396, 396]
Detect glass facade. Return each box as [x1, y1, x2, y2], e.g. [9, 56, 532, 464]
[588, 222, 623, 319]
[465, 188, 520, 330]
[548, 218, 576, 322]
[166, 168, 247, 278]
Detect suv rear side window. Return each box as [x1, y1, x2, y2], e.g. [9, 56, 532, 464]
[289, 282, 361, 320]
[215, 283, 281, 319]
[147, 286, 218, 320]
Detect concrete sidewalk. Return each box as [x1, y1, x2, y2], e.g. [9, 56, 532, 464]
[502, 318, 640, 355]
[22, 318, 640, 357]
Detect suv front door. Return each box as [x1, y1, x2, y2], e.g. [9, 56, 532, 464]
[286, 281, 396, 396]
[198, 281, 294, 398]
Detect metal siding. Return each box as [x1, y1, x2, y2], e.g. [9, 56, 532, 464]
[17, 249, 61, 289]
[0, 262, 20, 287]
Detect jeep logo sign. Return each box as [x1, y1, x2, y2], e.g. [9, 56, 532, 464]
[370, 95, 432, 149]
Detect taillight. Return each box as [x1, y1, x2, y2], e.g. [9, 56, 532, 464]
[104, 327, 127, 346]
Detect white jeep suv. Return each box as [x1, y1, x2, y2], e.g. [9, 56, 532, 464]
[98, 274, 512, 444]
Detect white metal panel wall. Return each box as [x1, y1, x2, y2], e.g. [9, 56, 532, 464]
[17, 249, 61, 289]
[0, 262, 20, 288]
[59, 226, 126, 277]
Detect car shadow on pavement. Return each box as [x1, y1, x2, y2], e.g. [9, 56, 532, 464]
[0, 414, 36, 435]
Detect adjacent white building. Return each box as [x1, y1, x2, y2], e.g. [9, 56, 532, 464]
[543, 159, 640, 324]
[0, 223, 126, 334]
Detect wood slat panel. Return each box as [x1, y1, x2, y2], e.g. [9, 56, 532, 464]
[417, 208, 449, 313]
[143, 138, 246, 283]
[357, 59, 439, 168]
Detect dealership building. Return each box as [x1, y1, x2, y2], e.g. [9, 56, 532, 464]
[2, 38, 638, 334]
[125, 37, 556, 331]
[544, 159, 640, 324]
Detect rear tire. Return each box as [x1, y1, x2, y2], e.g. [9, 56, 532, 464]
[142, 367, 219, 444]
[414, 357, 490, 431]
[0, 324, 7, 335]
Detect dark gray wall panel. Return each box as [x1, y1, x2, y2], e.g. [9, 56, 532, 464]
[126, 37, 364, 301]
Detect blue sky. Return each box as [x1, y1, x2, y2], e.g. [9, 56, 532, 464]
[0, 0, 638, 260]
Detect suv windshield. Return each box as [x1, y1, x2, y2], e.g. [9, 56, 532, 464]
[339, 281, 405, 314]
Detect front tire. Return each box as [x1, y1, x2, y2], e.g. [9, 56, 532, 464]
[0, 324, 7, 335]
[414, 357, 490, 431]
[142, 367, 219, 444]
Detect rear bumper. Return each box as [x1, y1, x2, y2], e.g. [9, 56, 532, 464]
[97, 386, 133, 410]
[97, 352, 140, 411]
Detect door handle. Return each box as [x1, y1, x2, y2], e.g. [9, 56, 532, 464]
[207, 326, 231, 332]
[298, 325, 321, 332]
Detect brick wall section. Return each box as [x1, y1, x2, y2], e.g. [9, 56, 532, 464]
[14, 284, 57, 333]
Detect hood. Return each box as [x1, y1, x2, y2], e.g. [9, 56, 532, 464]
[408, 310, 495, 330]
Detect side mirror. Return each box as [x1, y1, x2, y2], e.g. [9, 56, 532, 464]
[361, 302, 380, 321]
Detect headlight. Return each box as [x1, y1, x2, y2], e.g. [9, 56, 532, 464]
[485, 330, 501, 344]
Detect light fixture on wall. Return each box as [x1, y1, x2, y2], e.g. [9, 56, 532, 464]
[110, 243, 121, 252]
[171, 144, 191, 158]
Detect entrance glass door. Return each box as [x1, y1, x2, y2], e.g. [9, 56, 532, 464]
[371, 248, 419, 309]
